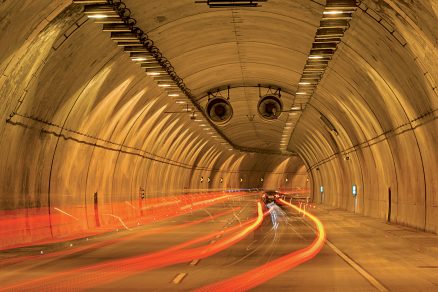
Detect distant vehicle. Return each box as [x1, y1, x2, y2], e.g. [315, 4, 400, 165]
[261, 190, 281, 204]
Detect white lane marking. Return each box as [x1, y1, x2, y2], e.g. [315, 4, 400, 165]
[215, 234, 222, 239]
[202, 209, 214, 221]
[172, 272, 188, 284]
[102, 214, 132, 231]
[190, 259, 200, 266]
[325, 240, 389, 292]
[297, 213, 388, 292]
[124, 201, 137, 210]
[233, 212, 242, 226]
[53, 207, 79, 221]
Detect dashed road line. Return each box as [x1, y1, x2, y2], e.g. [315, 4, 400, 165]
[172, 272, 188, 284]
[190, 259, 200, 266]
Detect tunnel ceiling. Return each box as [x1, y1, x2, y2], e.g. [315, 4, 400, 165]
[73, 0, 438, 163]
[77, 0, 327, 155]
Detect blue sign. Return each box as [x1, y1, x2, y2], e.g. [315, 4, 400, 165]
[352, 185, 357, 196]
[320, 186, 324, 193]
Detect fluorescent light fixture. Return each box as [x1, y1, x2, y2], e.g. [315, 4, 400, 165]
[88, 14, 108, 19]
[291, 106, 301, 110]
[299, 82, 311, 85]
[131, 57, 147, 62]
[168, 93, 180, 97]
[158, 84, 171, 87]
[175, 101, 186, 104]
[296, 92, 309, 95]
[309, 55, 323, 59]
[147, 72, 161, 76]
[323, 11, 344, 15]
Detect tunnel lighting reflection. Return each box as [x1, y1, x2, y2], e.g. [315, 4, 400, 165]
[197, 199, 326, 291]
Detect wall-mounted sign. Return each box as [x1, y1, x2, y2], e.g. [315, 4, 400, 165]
[352, 184, 357, 196]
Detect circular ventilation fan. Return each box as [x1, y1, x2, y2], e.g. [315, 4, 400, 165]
[257, 95, 282, 120]
[206, 98, 233, 124]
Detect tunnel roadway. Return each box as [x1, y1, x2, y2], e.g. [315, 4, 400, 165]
[3, 192, 435, 291]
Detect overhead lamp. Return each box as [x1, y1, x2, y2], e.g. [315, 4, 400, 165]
[131, 57, 147, 62]
[323, 11, 344, 15]
[141, 63, 162, 69]
[299, 82, 311, 85]
[309, 55, 323, 59]
[110, 32, 137, 40]
[147, 72, 161, 76]
[158, 84, 171, 87]
[168, 93, 180, 97]
[296, 92, 310, 95]
[87, 14, 108, 19]
[175, 101, 186, 104]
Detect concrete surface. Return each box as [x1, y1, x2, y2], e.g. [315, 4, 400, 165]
[0, 195, 437, 291]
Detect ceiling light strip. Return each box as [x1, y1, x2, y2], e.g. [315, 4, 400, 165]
[73, 0, 250, 152]
[279, 0, 357, 152]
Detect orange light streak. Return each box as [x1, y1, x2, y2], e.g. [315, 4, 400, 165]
[0, 204, 264, 291]
[0, 207, 240, 268]
[196, 199, 326, 291]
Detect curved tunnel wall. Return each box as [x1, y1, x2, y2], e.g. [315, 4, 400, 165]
[292, 1, 438, 233]
[0, 1, 306, 248]
[0, 0, 437, 249]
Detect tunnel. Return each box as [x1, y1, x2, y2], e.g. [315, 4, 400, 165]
[0, 0, 437, 290]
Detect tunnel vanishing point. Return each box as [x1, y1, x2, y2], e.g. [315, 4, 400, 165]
[0, 0, 437, 283]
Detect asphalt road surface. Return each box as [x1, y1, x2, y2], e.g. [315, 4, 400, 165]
[0, 192, 436, 291]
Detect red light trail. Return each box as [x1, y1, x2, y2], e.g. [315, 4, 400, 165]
[196, 199, 326, 291]
[0, 202, 265, 291]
